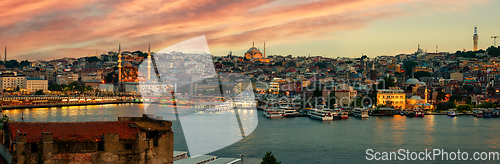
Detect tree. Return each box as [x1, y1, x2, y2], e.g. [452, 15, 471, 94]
[0, 114, 9, 129]
[35, 90, 44, 95]
[377, 76, 395, 89]
[260, 151, 281, 164]
[414, 71, 431, 79]
[313, 87, 322, 97]
[457, 105, 472, 113]
[447, 101, 456, 109]
[403, 60, 418, 76]
[436, 91, 446, 101]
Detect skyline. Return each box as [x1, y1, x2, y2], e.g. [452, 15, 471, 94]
[1, 0, 499, 61]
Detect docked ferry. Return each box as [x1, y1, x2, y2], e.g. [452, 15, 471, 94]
[447, 109, 458, 117]
[340, 110, 349, 119]
[282, 109, 301, 117]
[493, 109, 500, 117]
[404, 110, 415, 117]
[414, 110, 424, 117]
[308, 109, 334, 121]
[353, 108, 369, 118]
[264, 111, 284, 118]
[483, 109, 492, 118]
[206, 102, 235, 111]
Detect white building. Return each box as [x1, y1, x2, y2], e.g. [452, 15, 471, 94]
[0, 72, 25, 91]
[23, 77, 48, 92]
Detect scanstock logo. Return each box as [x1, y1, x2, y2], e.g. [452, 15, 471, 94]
[137, 36, 258, 156]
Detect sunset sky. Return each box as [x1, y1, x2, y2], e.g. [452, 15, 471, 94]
[1, 0, 499, 60]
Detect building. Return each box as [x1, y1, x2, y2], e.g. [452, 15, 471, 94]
[22, 68, 56, 84]
[0, 72, 25, 91]
[23, 77, 48, 92]
[2, 114, 174, 164]
[413, 66, 433, 73]
[335, 90, 357, 106]
[377, 89, 406, 109]
[83, 80, 103, 90]
[450, 72, 464, 82]
[244, 42, 270, 62]
[56, 72, 79, 85]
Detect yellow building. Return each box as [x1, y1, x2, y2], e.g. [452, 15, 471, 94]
[377, 89, 406, 109]
[23, 77, 48, 92]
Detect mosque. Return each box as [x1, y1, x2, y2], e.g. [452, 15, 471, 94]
[244, 42, 270, 62]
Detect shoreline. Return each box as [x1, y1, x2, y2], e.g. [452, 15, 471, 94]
[0, 101, 143, 110]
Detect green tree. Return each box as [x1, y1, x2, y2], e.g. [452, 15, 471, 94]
[260, 151, 281, 164]
[35, 90, 44, 95]
[0, 114, 9, 129]
[447, 101, 456, 109]
[436, 91, 446, 101]
[457, 105, 472, 113]
[414, 71, 431, 79]
[403, 60, 418, 76]
[378, 76, 395, 89]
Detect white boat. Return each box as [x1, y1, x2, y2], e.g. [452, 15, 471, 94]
[264, 111, 283, 118]
[353, 108, 369, 118]
[308, 109, 334, 121]
[234, 100, 255, 108]
[447, 109, 458, 117]
[282, 109, 300, 117]
[206, 102, 235, 111]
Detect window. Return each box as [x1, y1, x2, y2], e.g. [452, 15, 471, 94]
[31, 143, 39, 153]
[125, 143, 132, 150]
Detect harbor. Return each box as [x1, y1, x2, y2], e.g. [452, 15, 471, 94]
[2, 103, 500, 163]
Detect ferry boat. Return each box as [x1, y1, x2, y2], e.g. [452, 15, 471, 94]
[483, 109, 492, 118]
[414, 110, 424, 117]
[476, 110, 484, 117]
[473, 109, 480, 117]
[308, 109, 334, 121]
[206, 102, 235, 111]
[282, 109, 301, 117]
[325, 109, 339, 119]
[353, 108, 369, 118]
[404, 110, 415, 117]
[447, 109, 458, 117]
[340, 110, 349, 119]
[493, 109, 500, 118]
[264, 111, 284, 118]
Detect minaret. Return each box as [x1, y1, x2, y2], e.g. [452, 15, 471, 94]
[473, 26, 478, 51]
[424, 87, 428, 103]
[147, 44, 152, 80]
[253, 41, 254, 47]
[263, 42, 266, 58]
[436, 45, 438, 53]
[4, 46, 6, 64]
[117, 44, 122, 91]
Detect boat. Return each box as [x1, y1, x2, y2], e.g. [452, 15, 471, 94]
[473, 109, 480, 117]
[493, 110, 500, 118]
[378, 107, 395, 116]
[404, 110, 415, 117]
[282, 109, 301, 117]
[414, 109, 424, 117]
[476, 110, 484, 117]
[483, 109, 492, 118]
[353, 108, 369, 118]
[264, 111, 284, 118]
[340, 110, 349, 119]
[447, 109, 458, 117]
[308, 109, 334, 121]
[206, 102, 235, 111]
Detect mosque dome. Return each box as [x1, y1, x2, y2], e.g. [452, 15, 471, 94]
[122, 61, 133, 67]
[420, 82, 426, 86]
[405, 78, 420, 85]
[409, 95, 423, 100]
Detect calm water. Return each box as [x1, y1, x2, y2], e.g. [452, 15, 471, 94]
[3, 104, 500, 163]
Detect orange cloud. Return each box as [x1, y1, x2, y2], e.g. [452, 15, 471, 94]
[0, 0, 489, 60]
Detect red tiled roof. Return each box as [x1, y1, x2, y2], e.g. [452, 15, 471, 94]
[8, 121, 140, 142]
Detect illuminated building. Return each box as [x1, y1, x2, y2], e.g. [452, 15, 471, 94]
[473, 26, 478, 51]
[377, 89, 406, 109]
[244, 42, 270, 62]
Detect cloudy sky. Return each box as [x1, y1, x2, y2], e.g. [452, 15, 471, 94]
[1, 0, 499, 60]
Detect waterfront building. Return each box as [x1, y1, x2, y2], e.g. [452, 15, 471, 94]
[2, 114, 174, 164]
[23, 77, 48, 92]
[377, 89, 406, 109]
[0, 72, 25, 91]
[335, 89, 357, 106]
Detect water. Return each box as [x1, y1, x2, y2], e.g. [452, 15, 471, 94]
[3, 104, 500, 163]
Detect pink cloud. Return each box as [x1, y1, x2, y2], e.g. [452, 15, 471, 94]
[0, 0, 489, 60]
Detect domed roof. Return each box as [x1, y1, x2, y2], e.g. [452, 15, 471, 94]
[352, 73, 365, 79]
[409, 95, 423, 100]
[246, 47, 260, 54]
[121, 61, 133, 67]
[405, 78, 420, 85]
[420, 82, 426, 86]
